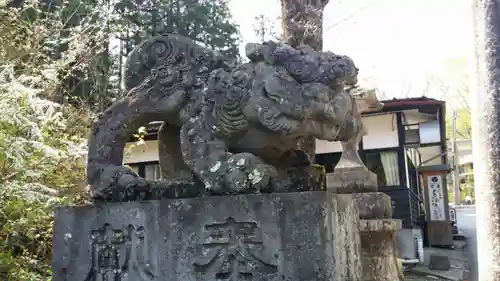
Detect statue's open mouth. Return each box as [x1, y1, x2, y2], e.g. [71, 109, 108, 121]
[299, 97, 355, 142]
[291, 115, 340, 142]
[312, 121, 342, 142]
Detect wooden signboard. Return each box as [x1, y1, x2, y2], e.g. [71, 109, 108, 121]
[419, 166, 453, 247]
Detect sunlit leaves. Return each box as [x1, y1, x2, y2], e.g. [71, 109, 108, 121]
[0, 3, 93, 280]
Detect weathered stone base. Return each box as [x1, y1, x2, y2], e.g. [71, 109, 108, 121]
[360, 219, 402, 281]
[355, 191, 403, 281]
[52, 191, 362, 281]
[327, 173, 403, 281]
[326, 166, 378, 194]
[344, 192, 393, 219]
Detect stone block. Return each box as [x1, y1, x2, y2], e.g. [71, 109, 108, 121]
[426, 221, 454, 247]
[359, 219, 402, 233]
[326, 167, 377, 194]
[428, 254, 451, 271]
[52, 191, 362, 281]
[358, 219, 402, 281]
[339, 193, 392, 219]
[359, 227, 402, 281]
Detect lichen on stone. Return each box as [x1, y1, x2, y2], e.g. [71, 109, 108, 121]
[85, 33, 363, 203]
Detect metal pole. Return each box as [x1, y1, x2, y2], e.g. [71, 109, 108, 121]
[472, 0, 500, 279]
[452, 110, 461, 205]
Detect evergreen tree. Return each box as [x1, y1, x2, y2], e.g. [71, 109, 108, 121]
[3, 0, 241, 112]
[113, 0, 241, 61]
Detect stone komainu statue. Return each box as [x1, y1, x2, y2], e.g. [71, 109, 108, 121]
[86, 33, 362, 202]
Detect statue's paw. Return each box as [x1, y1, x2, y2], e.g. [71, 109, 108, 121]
[92, 166, 151, 202]
[117, 172, 151, 201]
[223, 153, 279, 194]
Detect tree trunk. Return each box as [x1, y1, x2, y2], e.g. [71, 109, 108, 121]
[280, 0, 329, 162]
[471, 0, 500, 280]
[280, 0, 329, 50]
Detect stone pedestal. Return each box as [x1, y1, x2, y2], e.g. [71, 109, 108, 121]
[327, 168, 403, 281]
[52, 191, 362, 281]
[359, 219, 402, 281]
[327, 166, 377, 194]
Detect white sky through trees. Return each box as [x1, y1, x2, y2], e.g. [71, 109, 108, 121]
[228, 0, 473, 104]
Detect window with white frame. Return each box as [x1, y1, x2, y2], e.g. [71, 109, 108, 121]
[364, 150, 400, 186]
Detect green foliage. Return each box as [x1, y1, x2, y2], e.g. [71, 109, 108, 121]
[0, 3, 94, 279]
[0, 0, 242, 278]
[5, 0, 242, 111]
[439, 58, 471, 141]
[0, 68, 89, 281]
[460, 175, 475, 202]
[0, 0, 115, 112]
[113, 0, 241, 61]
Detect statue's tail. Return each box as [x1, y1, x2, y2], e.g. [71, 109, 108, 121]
[85, 88, 159, 198]
[85, 34, 227, 200]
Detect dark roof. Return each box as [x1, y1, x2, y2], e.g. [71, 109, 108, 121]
[382, 96, 443, 103]
[143, 121, 163, 136]
[367, 96, 445, 115]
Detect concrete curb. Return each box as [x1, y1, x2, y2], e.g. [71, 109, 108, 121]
[410, 266, 465, 281]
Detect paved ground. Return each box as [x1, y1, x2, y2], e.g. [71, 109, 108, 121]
[402, 205, 477, 281]
[455, 205, 477, 281]
[404, 273, 447, 280]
